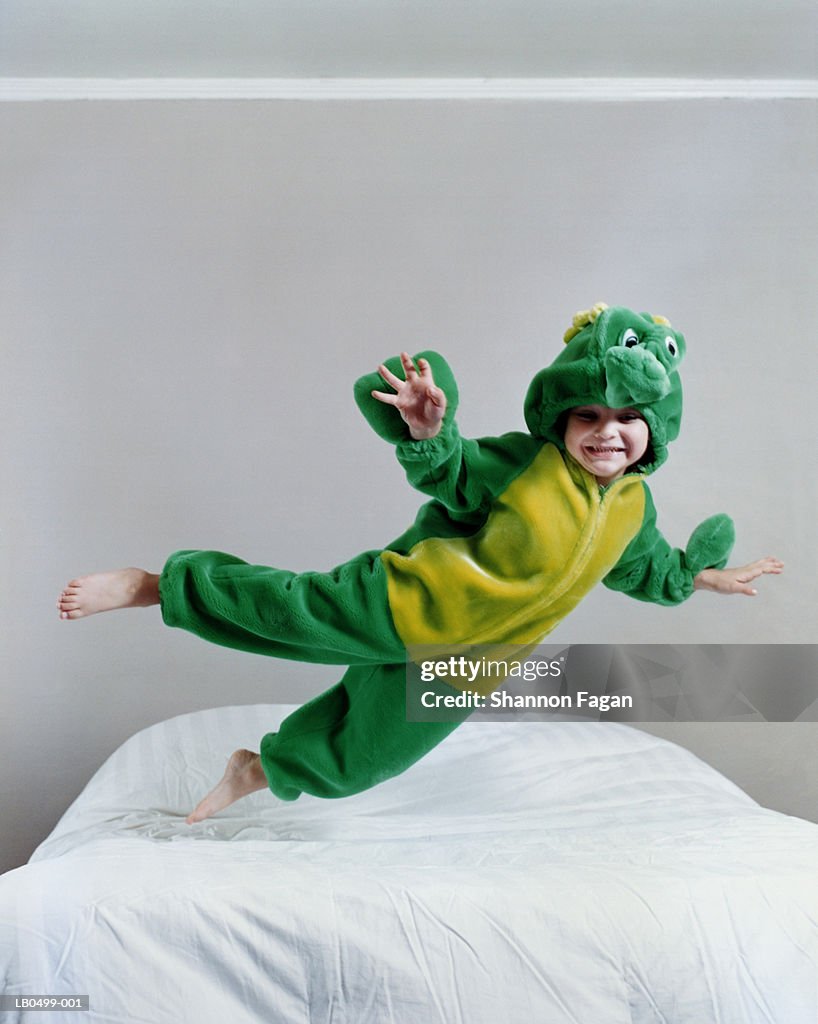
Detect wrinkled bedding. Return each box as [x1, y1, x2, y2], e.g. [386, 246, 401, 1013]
[2, 704, 817, 1023]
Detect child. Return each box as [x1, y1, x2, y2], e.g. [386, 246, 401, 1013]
[57, 304, 782, 822]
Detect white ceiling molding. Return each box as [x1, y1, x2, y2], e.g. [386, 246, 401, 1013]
[2, 77, 817, 102]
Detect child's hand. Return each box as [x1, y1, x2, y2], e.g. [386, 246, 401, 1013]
[693, 556, 784, 597]
[372, 352, 447, 440]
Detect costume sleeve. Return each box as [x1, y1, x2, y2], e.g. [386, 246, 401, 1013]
[603, 485, 735, 606]
[354, 351, 539, 516]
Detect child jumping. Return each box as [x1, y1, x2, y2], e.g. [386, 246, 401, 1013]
[57, 303, 782, 822]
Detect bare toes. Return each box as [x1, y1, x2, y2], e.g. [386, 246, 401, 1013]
[185, 750, 266, 823]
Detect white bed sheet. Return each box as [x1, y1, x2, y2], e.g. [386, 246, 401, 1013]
[2, 704, 817, 1023]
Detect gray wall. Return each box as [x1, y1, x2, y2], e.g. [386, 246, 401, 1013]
[2, 98, 816, 873]
[2, 0, 816, 78]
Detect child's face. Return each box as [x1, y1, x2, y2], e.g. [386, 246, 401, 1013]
[564, 405, 650, 486]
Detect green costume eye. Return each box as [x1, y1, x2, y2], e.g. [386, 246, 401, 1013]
[665, 336, 678, 358]
[621, 329, 640, 348]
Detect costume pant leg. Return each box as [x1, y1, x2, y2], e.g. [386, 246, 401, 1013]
[159, 548, 404, 665]
[260, 663, 471, 800]
[160, 549, 467, 800]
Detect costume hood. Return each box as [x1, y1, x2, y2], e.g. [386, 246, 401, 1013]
[524, 303, 686, 474]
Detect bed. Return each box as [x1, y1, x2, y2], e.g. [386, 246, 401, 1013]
[2, 703, 817, 1023]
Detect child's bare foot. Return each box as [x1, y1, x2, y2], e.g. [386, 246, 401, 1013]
[57, 568, 160, 620]
[186, 749, 268, 824]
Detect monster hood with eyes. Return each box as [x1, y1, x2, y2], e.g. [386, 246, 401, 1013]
[524, 302, 685, 474]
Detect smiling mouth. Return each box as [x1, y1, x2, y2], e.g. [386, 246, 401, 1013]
[585, 445, 626, 455]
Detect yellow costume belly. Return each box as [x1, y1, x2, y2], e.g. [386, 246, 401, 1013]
[380, 444, 645, 654]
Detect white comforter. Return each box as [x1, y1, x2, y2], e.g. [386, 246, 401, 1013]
[2, 704, 817, 1023]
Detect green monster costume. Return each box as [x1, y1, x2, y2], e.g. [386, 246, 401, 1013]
[159, 304, 735, 801]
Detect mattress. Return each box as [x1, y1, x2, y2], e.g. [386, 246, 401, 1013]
[2, 703, 817, 1023]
